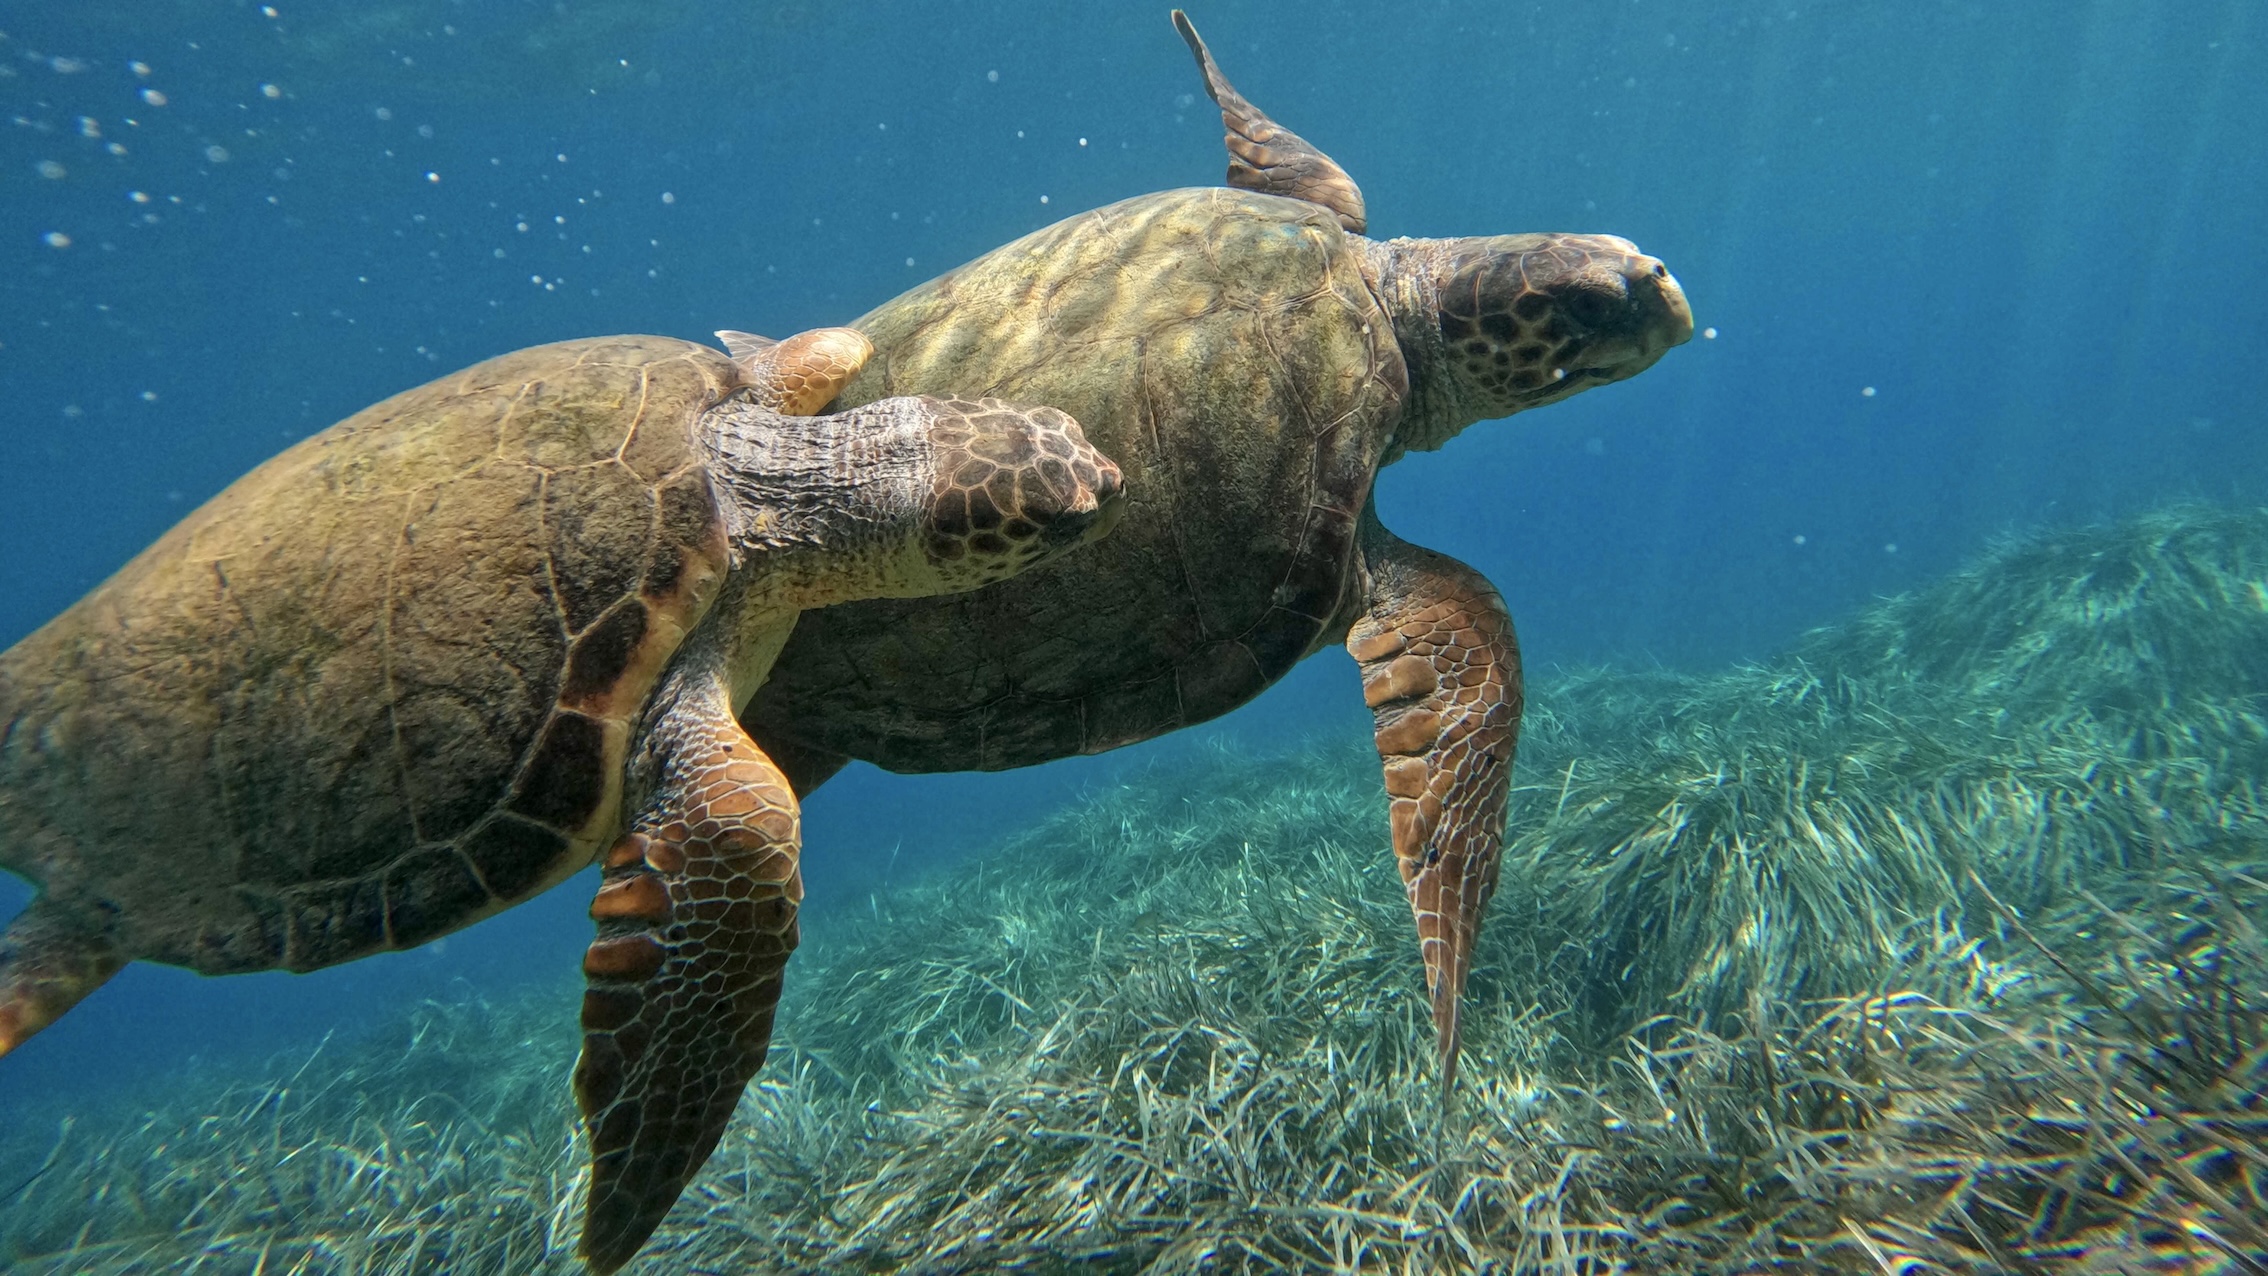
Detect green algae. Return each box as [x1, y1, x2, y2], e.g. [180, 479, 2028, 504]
[3, 505, 2263, 1274]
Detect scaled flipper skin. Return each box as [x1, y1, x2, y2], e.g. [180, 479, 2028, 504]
[575, 646, 803, 1272]
[1345, 513, 1521, 1091]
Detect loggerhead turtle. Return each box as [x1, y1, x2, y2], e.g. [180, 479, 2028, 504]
[0, 329, 1122, 1270]
[745, 11, 1695, 1085]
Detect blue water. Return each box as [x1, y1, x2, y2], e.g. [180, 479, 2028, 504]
[1, 0, 2262, 1108]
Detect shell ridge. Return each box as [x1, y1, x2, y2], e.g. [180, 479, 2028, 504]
[381, 488, 423, 845]
[490, 379, 536, 467]
[533, 469, 583, 644]
[1135, 340, 1223, 646]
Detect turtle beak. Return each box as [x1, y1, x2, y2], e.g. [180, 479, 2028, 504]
[1637, 256, 1695, 355]
[1588, 252, 1692, 379]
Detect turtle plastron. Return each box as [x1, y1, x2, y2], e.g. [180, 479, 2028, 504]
[1345, 513, 1522, 1093]
[572, 645, 803, 1274]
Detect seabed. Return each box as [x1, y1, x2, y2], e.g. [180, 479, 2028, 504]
[3, 505, 2263, 1274]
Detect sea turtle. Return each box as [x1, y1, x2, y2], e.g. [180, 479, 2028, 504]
[0, 329, 1122, 1270]
[745, 11, 1694, 1084]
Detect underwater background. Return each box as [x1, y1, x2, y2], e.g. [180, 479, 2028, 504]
[1, 1, 2264, 1271]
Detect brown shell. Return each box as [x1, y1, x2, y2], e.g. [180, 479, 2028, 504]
[748, 188, 1405, 770]
[0, 337, 740, 972]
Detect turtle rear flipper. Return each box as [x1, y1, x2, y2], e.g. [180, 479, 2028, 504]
[0, 895, 123, 1057]
[1173, 9, 1367, 233]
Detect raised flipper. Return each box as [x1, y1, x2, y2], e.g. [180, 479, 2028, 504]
[1345, 514, 1521, 1092]
[568, 321, 1120, 1268]
[1173, 9, 1368, 233]
[573, 648, 804, 1272]
[0, 896, 123, 1057]
[718, 326, 872, 414]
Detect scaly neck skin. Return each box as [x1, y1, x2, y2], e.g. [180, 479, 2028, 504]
[1359, 235, 1479, 458]
[696, 397, 937, 612]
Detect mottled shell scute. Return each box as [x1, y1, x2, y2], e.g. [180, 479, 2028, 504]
[752, 188, 1404, 772]
[546, 463, 660, 633]
[0, 335, 743, 974]
[389, 459, 560, 844]
[460, 814, 574, 900]
[508, 711, 616, 831]
[381, 845, 491, 948]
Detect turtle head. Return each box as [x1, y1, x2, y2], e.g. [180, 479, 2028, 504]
[1377, 233, 1692, 450]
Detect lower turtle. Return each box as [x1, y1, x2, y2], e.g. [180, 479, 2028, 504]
[744, 10, 1695, 1084]
[0, 328, 1122, 1270]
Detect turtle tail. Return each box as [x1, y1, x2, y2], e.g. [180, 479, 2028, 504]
[0, 897, 122, 1058]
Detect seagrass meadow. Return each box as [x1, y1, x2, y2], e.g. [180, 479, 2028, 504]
[2, 503, 2263, 1274]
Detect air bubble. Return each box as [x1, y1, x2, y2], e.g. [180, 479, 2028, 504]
[261, 83, 281, 98]
[1861, 386, 1877, 397]
[1701, 326, 1717, 339]
[660, 191, 675, 204]
[141, 88, 168, 107]
[43, 231, 71, 248]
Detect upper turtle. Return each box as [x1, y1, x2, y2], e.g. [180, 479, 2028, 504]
[742, 11, 1691, 1086]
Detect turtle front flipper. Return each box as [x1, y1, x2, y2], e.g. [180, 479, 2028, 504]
[1172, 9, 1367, 233]
[1344, 513, 1522, 1093]
[573, 650, 804, 1273]
[0, 896, 123, 1056]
